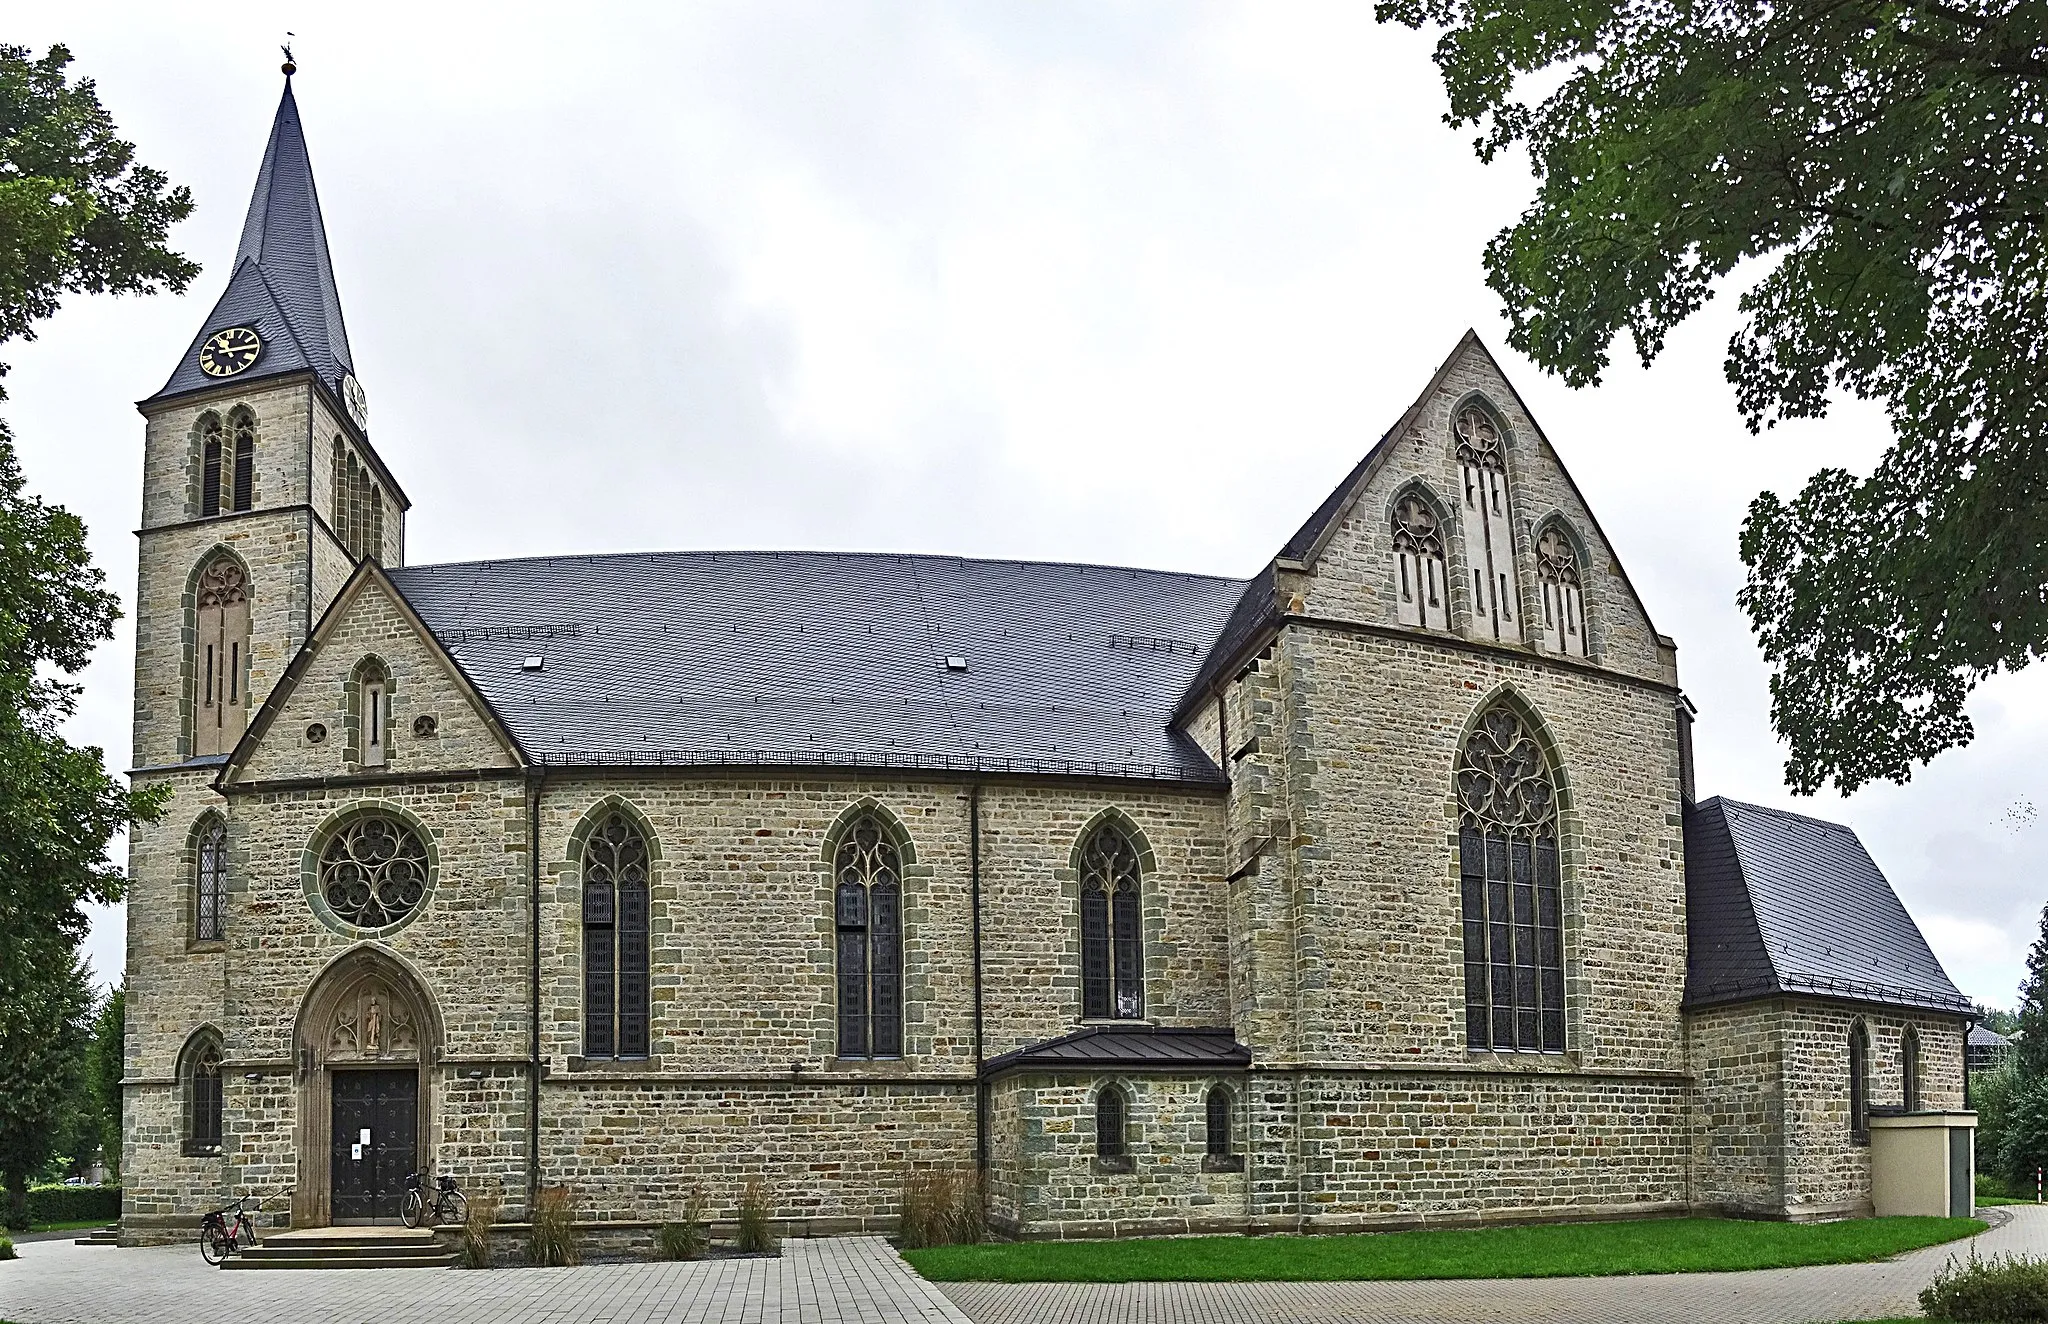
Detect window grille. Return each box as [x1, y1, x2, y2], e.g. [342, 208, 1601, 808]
[834, 814, 903, 1058]
[1205, 1085, 1232, 1157]
[581, 811, 650, 1058]
[1096, 1088, 1126, 1159]
[318, 815, 430, 930]
[190, 1038, 222, 1148]
[1458, 704, 1564, 1052]
[1080, 823, 1144, 1020]
[196, 818, 227, 943]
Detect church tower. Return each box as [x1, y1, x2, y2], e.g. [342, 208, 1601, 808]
[122, 69, 408, 1226]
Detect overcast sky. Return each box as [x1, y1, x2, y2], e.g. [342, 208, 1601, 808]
[13, 3, 2042, 1008]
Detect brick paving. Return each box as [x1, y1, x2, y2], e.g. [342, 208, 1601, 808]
[0, 1210, 2040, 1324]
[941, 1206, 2048, 1324]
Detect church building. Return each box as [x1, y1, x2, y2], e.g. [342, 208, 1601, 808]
[120, 75, 1976, 1244]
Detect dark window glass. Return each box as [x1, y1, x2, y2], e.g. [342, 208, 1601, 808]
[201, 425, 222, 517]
[1850, 1022, 1871, 1142]
[1903, 1028, 1921, 1112]
[1096, 1089, 1126, 1158]
[196, 819, 227, 942]
[191, 1040, 222, 1146]
[583, 811, 648, 1059]
[231, 420, 254, 512]
[1456, 705, 1565, 1052]
[834, 814, 903, 1059]
[1079, 823, 1144, 1019]
[1205, 1086, 1232, 1157]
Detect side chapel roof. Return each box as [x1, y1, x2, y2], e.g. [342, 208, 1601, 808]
[1683, 795, 1970, 1015]
[385, 549, 1247, 783]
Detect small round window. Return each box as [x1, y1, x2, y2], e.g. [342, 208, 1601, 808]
[316, 814, 431, 932]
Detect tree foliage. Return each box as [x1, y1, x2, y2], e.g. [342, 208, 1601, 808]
[2018, 903, 2048, 1081]
[0, 948, 90, 1229]
[86, 986, 122, 1180]
[1376, 0, 2048, 792]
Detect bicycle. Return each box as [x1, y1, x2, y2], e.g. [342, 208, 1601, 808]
[401, 1171, 468, 1228]
[198, 1194, 258, 1265]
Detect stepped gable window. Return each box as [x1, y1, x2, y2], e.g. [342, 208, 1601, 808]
[1454, 402, 1522, 643]
[1392, 490, 1450, 631]
[1457, 702, 1565, 1053]
[581, 808, 652, 1060]
[1902, 1026, 1921, 1112]
[194, 815, 227, 943]
[1095, 1086, 1130, 1168]
[193, 555, 251, 758]
[833, 811, 904, 1059]
[1536, 523, 1589, 658]
[1079, 821, 1144, 1020]
[182, 1030, 223, 1153]
[316, 813, 431, 933]
[1850, 1019, 1872, 1142]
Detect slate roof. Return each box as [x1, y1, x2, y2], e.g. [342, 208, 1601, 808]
[1683, 796, 1970, 1014]
[149, 79, 355, 405]
[982, 1025, 1250, 1076]
[385, 550, 1248, 783]
[1971, 1024, 2012, 1049]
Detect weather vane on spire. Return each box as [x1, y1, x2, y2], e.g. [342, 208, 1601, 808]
[281, 34, 296, 77]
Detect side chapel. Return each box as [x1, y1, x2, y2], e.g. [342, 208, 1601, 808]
[121, 74, 1976, 1242]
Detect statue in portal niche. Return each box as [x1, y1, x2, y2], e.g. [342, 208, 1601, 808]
[365, 997, 382, 1053]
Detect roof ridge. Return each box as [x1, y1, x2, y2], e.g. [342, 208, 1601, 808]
[1711, 793, 1862, 835]
[393, 546, 1251, 586]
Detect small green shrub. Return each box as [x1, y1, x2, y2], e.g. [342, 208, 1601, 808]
[459, 1184, 498, 1269]
[0, 1235, 15, 1260]
[899, 1168, 987, 1249]
[735, 1177, 776, 1255]
[25, 1185, 119, 1226]
[527, 1187, 581, 1267]
[1921, 1251, 2048, 1321]
[655, 1188, 708, 1261]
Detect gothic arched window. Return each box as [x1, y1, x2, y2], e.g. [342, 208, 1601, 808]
[1392, 492, 1449, 631]
[332, 439, 350, 550]
[199, 414, 224, 517]
[1536, 525, 1588, 658]
[1850, 1020, 1872, 1141]
[1205, 1085, 1233, 1158]
[193, 556, 251, 757]
[1095, 1086, 1127, 1160]
[834, 814, 903, 1059]
[183, 1031, 223, 1153]
[1079, 822, 1144, 1020]
[1457, 704, 1564, 1052]
[1902, 1025, 1922, 1112]
[195, 816, 227, 943]
[582, 810, 651, 1059]
[1453, 404, 1521, 643]
[227, 408, 255, 512]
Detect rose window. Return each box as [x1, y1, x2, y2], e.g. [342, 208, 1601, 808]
[319, 815, 430, 929]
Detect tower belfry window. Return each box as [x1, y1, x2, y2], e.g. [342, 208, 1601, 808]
[193, 557, 251, 758]
[1454, 405, 1522, 643]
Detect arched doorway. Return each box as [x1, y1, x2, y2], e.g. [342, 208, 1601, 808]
[293, 946, 441, 1226]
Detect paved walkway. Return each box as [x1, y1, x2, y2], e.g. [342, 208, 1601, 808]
[0, 1210, 2040, 1324]
[941, 1206, 2048, 1324]
[0, 1234, 973, 1324]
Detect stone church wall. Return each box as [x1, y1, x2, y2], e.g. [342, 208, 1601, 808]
[1685, 1001, 1786, 1215]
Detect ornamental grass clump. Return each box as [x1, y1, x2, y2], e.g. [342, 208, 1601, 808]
[1921, 1251, 2048, 1321]
[459, 1184, 498, 1269]
[734, 1177, 776, 1255]
[0, 1235, 14, 1261]
[527, 1186, 581, 1267]
[655, 1188, 709, 1262]
[899, 1168, 987, 1249]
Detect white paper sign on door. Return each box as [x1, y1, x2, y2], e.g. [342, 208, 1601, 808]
[351, 1143, 363, 1161]
[359, 1129, 371, 1145]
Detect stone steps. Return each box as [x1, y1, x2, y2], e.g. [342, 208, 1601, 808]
[71, 1224, 119, 1247]
[219, 1226, 455, 1270]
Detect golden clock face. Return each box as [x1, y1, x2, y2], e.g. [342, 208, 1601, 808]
[199, 326, 263, 377]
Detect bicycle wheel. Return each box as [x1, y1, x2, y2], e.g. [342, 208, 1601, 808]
[401, 1187, 425, 1228]
[442, 1191, 468, 1228]
[200, 1222, 230, 1265]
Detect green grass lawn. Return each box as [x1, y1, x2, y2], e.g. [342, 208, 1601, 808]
[25, 1218, 107, 1234]
[1974, 1195, 2036, 1206]
[904, 1215, 1986, 1283]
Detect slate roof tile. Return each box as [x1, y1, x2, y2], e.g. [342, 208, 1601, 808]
[982, 1025, 1250, 1075]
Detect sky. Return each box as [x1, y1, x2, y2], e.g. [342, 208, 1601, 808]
[10, 3, 2042, 1009]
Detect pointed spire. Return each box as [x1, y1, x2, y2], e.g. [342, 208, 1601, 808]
[149, 74, 356, 407]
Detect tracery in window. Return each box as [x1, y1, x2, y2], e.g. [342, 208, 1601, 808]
[1095, 1086, 1127, 1160]
[195, 816, 227, 943]
[1453, 404, 1522, 642]
[1536, 525, 1588, 658]
[834, 813, 903, 1059]
[318, 815, 430, 931]
[1392, 491, 1449, 631]
[1079, 822, 1144, 1020]
[1850, 1020, 1871, 1142]
[1457, 703, 1564, 1053]
[193, 556, 251, 757]
[582, 809, 651, 1059]
[184, 1031, 223, 1151]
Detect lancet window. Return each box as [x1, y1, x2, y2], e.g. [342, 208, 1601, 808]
[1850, 1020, 1872, 1142]
[1453, 404, 1521, 642]
[834, 814, 903, 1059]
[1902, 1026, 1921, 1112]
[195, 816, 227, 943]
[183, 1032, 223, 1152]
[198, 412, 254, 518]
[1536, 525, 1588, 658]
[1079, 822, 1144, 1020]
[1096, 1087, 1128, 1160]
[1392, 492, 1450, 631]
[1205, 1085, 1234, 1159]
[1457, 704, 1564, 1053]
[193, 556, 251, 757]
[332, 439, 385, 562]
[582, 810, 651, 1059]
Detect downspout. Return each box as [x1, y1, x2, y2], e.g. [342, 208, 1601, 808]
[527, 769, 543, 1214]
[970, 785, 987, 1172]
